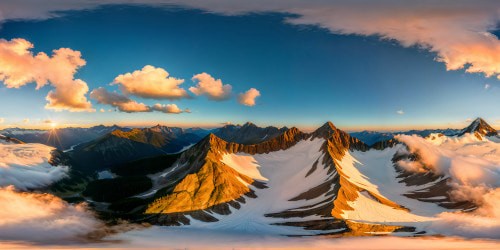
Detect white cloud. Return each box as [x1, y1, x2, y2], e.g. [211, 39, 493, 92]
[484, 84, 491, 90]
[396, 110, 404, 115]
[190, 72, 232, 100]
[0, 38, 93, 112]
[90, 87, 188, 114]
[113, 65, 189, 100]
[100, 108, 105, 112]
[238, 88, 260, 107]
[0, 118, 4, 123]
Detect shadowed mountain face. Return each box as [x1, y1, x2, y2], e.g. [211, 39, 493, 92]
[64, 123, 291, 172]
[67, 125, 210, 172]
[213, 122, 289, 145]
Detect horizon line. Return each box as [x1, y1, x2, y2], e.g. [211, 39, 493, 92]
[0, 119, 496, 133]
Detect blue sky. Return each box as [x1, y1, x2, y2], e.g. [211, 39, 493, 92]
[0, 2, 499, 131]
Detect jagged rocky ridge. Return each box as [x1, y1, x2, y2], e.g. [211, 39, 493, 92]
[139, 122, 427, 235]
[134, 119, 499, 235]
[213, 122, 289, 145]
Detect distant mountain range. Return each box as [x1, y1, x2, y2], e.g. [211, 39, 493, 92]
[3, 118, 497, 151]
[0, 125, 129, 150]
[350, 118, 498, 146]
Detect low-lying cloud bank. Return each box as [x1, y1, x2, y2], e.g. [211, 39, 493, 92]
[0, 186, 104, 243]
[0, 141, 107, 244]
[0, 141, 68, 190]
[395, 133, 500, 239]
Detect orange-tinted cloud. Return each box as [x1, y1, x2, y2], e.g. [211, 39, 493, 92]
[2, 1, 498, 84]
[238, 88, 260, 107]
[113, 65, 188, 100]
[90, 87, 188, 114]
[90, 87, 150, 113]
[0, 186, 103, 243]
[190, 72, 232, 101]
[0, 38, 93, 112]
[151, 103, 184, 114]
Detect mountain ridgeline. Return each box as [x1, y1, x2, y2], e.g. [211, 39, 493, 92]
[1, 118, 498, 236]
[100, 118, 497, 236]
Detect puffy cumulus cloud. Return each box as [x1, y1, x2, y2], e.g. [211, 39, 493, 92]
[190, 73, 232, 101]
[90, 87, 150, 113]
[90, 87, 188, 114]
[113, 65, 188, 100]
[0, 141, 69, 190]
[0, 186, 104, 243]
[0, 38, 93, 111]
[238, 88, 260, 107]
[2, 1, 500, 80]
[395, 133, 500, 238]
[151, 103, 184, 114]
[100, 108, 106, 112]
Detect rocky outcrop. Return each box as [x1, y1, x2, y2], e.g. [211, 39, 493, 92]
[371, 139, 399, 150]
[392, 150, 476, 210]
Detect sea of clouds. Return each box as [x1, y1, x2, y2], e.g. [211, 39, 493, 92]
[0, 141, 105, 243]
[395, 133, 500, 239]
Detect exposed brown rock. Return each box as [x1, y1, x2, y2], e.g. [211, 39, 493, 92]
[371, 139, 399, 150]
[393, 148, 476, 210]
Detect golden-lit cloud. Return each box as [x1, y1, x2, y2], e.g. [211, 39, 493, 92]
[113, 65, 188, 100]
[0, 118, 4, 124]
[0, 186, 103, 243]
[238, 88, 260, 107]
[22, 118, 29, 124]
[151, 103, 183, 114]
[1, 1, 497, 83]
[190, 72, 232, 100]
[90, 87, 188, 114]
[90, 87, 150, 113]
[0, 38, 93, 112]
